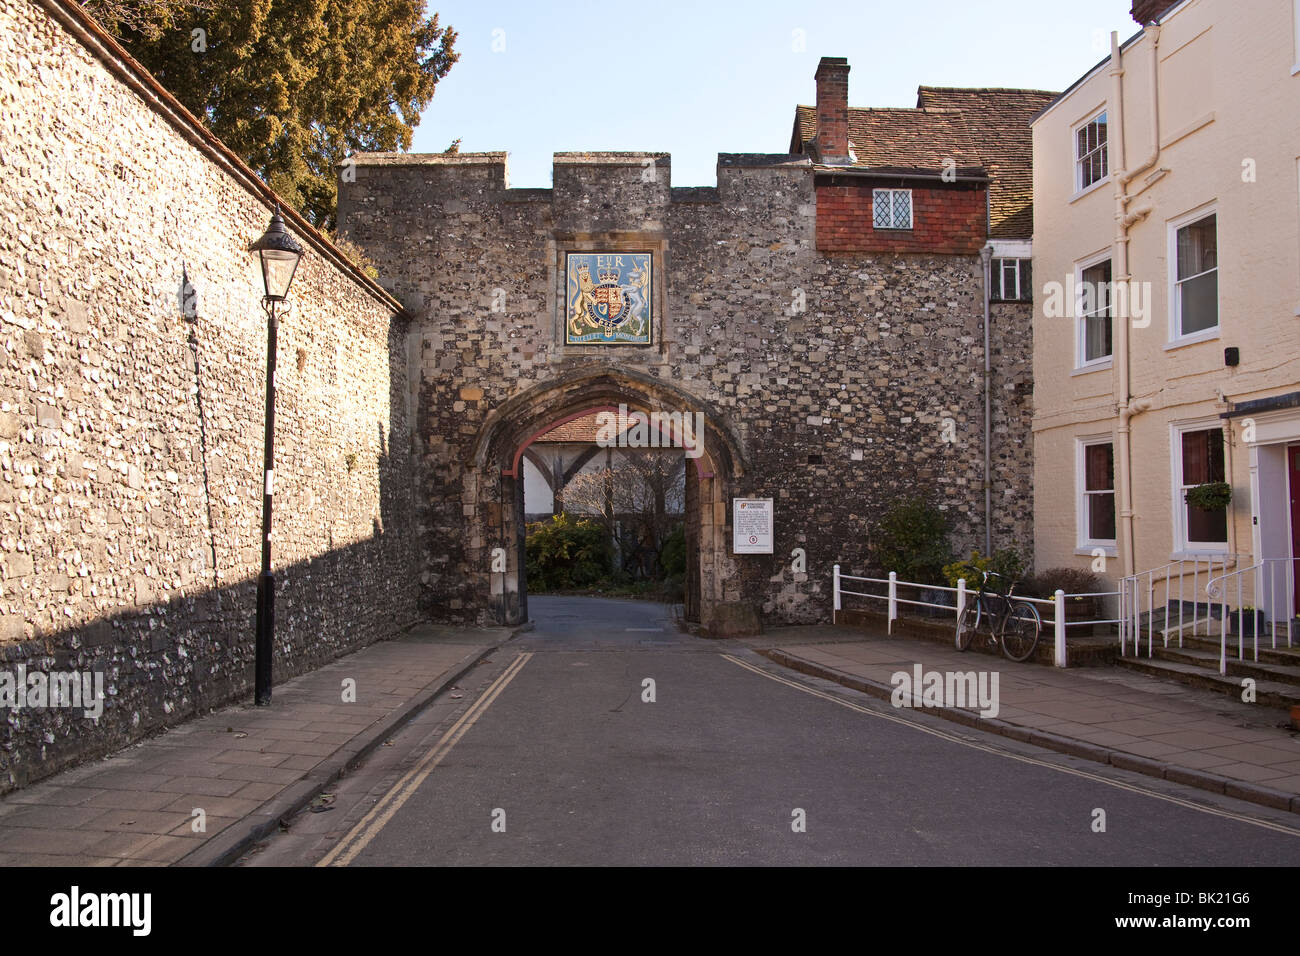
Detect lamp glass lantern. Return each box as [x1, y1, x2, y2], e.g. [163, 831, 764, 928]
[250, 209, 303, 302]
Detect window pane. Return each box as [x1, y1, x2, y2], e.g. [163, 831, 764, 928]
[1181, 430, 1210, 485]
[1187, 503, 1228, 543]
[1179, 270, 1218, 334]
[893, 190, 911, 227]
[1018, 259, 1032, 301]
[1182, 428, 1227, 544]
[1207, 429, 1225, 482]
[1081, 261, 1111, 310]
[1077, 115, 1108, 188]
[1080, 260, 1112, 360]
[1181, 429, 1225, 496]
[1089, 492, 1116, 540]
[1085, 314, 1112, 362]
[1085, 443, 1114, 491]
[1176, 215, 1217, 279]
[873, 190, 890, 228]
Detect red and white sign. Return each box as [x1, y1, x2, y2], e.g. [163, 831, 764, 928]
[733, 498, 774, 554]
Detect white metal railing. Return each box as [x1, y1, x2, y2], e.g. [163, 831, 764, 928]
[832, 565, 1117, 668]
[1206, 558, 1296, 674]
[1119, 553, 1243, 658]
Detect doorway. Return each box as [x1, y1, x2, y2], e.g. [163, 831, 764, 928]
[469, 368, 745, 629]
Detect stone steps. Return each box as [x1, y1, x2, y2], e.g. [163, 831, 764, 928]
[1155, 632, 1300, 668]
[1116, 653, 1300, 710]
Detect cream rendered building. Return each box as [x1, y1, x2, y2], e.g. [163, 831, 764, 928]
[1031, 0, 1300, 627]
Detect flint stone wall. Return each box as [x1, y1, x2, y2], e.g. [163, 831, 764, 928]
[340, 151, 1035, 625]
[0, 0, 419, 791]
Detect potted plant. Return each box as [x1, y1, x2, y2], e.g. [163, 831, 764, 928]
[1020, 567, 1103, 619]
[1229, 606, 1267, 637]
[1185, 481, 1232, 511]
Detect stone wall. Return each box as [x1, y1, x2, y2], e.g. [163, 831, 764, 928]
[0, 0, 419, 790]
[341, 151, 1035, 625]
[989, 300, 1035, 558]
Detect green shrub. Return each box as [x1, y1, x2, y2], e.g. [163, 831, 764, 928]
[873, 498, 953, 585]
[659, 523, 686, 577]
[525, 514, 612, 592]
[942, 548, 1025, 591]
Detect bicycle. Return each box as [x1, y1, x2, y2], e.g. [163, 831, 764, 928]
[956, 570, 1042, 662]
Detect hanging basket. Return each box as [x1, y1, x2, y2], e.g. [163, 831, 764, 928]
[1184, 481, 1231, 511]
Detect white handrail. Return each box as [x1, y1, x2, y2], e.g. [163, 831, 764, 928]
[1206, 558, 1295, 675]
[1119, 553, 1244, 657]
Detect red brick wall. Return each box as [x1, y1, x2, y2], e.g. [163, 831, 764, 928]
[815, 179, 987, 254]
[814, 57, 850, 162]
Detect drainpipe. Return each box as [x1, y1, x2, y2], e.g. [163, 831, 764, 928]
[981, 244, 993, 555]
[1112, 22, 1161, 579]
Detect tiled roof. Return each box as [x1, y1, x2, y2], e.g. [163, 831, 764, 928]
[535, 412, 620, 443]
[792, 105, 984, 171]
[535, 410, 660, 443]
[791, 85, 1058, 240]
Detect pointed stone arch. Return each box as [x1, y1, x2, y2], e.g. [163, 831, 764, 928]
[467, 365, 748, 626]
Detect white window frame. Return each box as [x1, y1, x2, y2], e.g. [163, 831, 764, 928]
[1074, 250, 1113, 371]
[1077, 435, 1117, 552]
[991, 258, 1032, 302]
[1073, 108, 1109, 197]
[1167, 204, 1220, 346]
[872, 188, 913, 230]
[1170, 419, 1230, 555]
[1292, 0, 1300, 74]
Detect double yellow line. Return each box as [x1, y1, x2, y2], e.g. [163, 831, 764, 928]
[318, 652, 533, 866]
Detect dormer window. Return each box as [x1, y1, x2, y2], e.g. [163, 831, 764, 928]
[873, 189, 913, 229]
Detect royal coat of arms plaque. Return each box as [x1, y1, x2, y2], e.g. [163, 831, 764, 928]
[564, 252, 653, 345]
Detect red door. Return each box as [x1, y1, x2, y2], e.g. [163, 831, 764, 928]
[1291, 445, 1300, 616]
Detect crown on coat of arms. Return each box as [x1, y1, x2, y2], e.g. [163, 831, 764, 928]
[598, 267, 619, 284]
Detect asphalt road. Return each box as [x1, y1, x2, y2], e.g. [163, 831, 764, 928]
[246, 595, 1300, 867]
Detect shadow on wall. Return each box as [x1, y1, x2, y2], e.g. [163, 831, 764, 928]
[0, 321, 420, 795]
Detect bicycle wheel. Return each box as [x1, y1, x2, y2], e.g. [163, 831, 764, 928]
[1001, 601, 1041, 662]
[956, 598, 980, 651]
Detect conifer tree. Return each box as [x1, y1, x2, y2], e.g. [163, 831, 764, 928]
[84, 0, 458, 229]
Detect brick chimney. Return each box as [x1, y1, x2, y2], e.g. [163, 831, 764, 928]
[1131, 0, 1178, 24]
[814, 57, 851, 165]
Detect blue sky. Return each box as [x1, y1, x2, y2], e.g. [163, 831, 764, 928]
[410, 0, 1140, 187]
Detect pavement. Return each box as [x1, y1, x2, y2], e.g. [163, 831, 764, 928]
[0, 622, 522, 866]
[747, 624, 1300, 815]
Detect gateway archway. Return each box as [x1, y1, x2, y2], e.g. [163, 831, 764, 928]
[470, 367, 747, 627]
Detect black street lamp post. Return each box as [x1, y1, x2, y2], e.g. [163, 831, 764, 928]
[249, 208, 302, 706]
